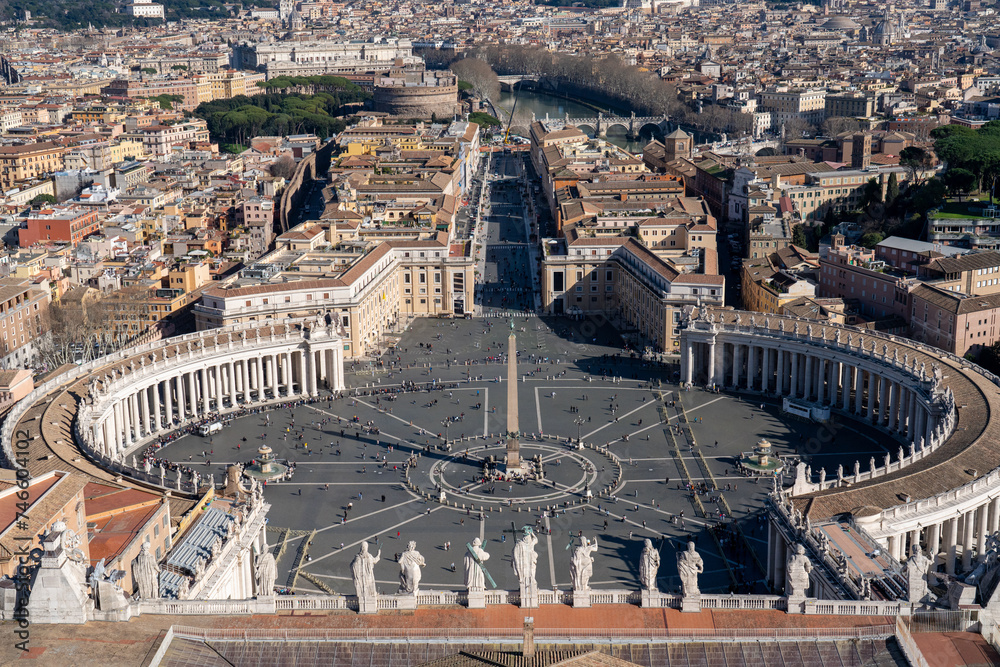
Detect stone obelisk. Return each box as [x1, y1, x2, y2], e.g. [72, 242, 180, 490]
[506, 320, 520, 468]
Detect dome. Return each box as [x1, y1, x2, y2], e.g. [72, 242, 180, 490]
[873, 19, 892, 36]
[821, 15, 859, 31]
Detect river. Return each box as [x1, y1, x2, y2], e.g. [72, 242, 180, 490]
[495, 89, 652, 152]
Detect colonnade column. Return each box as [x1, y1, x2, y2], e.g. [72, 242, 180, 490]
[962, 510, 975, 571]
[927, 522, 941, 561]
[908, 391, 917, 441]
[177, 374, 186, 421]
[977, 504, 989, 563]
[866, 372, 878, 423]
[854, 367, 864, 414]
[803, 354, 813, 401]
[152, 383, 161, 432]
[817, 358, 826, 404]
[306, 349, 317, 396]
[683, 340, 693, 385]
[990, 497, 1000, 535]
[269, 354, 278, 398]
[898, 387, 909, 436]
[707, 341, 716, 387]
[165, 378, 173, 427]
[776, 349, 785, 395]
[841, 364, 852, 411]
[790, 352, 799, 398]
[129, 394, 139, 442]
[199, 367, 209, 414]
[878, 376, 889, 426]
[731, 343, 740, 388]
[945, 517, 958, 575]
[215, 364, 224, 410]
[187, 371, 198, 418]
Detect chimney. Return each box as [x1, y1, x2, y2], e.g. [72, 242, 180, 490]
[523, 616, 535, 659]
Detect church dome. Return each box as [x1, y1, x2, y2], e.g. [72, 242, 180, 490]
[821, 16, 859, 31]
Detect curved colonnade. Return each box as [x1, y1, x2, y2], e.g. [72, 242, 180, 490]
[680, 309, 1000, 576]
[1, 318, 346, 496]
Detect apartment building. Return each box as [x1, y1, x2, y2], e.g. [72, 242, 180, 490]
[0, 277, 49, 367]
[824, 92, 876, 118]
[758, 87, 827, 125]
[917, 251, 1000, 296]
[121, 120, 211, 157]
[18, 206, 101, 247]
[540, 226, 724, 352]
[908, 283, 1000, 357]
[0, 141, 66, 190]
[783, 166, 908, 221]
[819, 237, 914, 322]
[741, 246, 820, 315]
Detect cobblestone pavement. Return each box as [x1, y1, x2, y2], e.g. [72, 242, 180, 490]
[150, 315, 892, 598]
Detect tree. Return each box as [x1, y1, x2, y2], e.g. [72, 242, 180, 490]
[141, 67, 157, 74]
[943, 168, 977, 201]
[269, 154, 296, 180]
[450, 58, 500, 103]
[791, 224, 808, 249]
[468, 112, 501, 129]
[900, 146, 933, 185]
[782, 117, 813, 140]
[912, 177, 948, 225]
[29, 193, 56, 207]
[862, 177, 883, 209]
[885, 172, 900, 206]
[822, 116, 861, 137]
[858, 231, 885, 248]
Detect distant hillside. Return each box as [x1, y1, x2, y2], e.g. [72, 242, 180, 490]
[1, 0, 274, 30]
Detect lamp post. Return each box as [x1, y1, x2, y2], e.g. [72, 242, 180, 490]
[574, 416, 586, 446]
[442, 418, 451, 447]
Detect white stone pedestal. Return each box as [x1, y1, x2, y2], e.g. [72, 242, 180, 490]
[520, 586, 538, 609]
[396, 593, 417, 610]
[680, 595, 701, 613]
[467, 589, 486, 609]
[357, 595, 378, 615]
[572, 590, 591, 608]
[786, 595, 806, 614]
[641, 589, 662, 608]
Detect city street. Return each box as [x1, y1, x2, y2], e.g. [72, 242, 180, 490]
[476, 153, 537, 315]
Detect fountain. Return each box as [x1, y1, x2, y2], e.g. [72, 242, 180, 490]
[739, 438, 785, 475]
[242, 445, 289, 482]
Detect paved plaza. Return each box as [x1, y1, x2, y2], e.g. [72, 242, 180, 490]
[147, 153, 893, 600]
[150, 315, 892, 598]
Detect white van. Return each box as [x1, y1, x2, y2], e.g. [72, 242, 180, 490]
[199, 422, 223, 437]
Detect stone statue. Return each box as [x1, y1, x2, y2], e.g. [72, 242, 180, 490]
[464, 537, 490, 592]
[133, 542, 159, 599]
[907, 546, 931, 603]
[570, 536, 598, 591]
[785, 544, 813, 598]
[397, 541, 425, 595]
[144, 459, 151, 475]
[512, 526, 539, 596]
[640, 538, 660, 592]
[255, 540, 276, 597]
[676, 541, 704, 597]
[351, 542, 380, 598]
[734, 313, 741, 326]
[834, 330, 841, 344]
